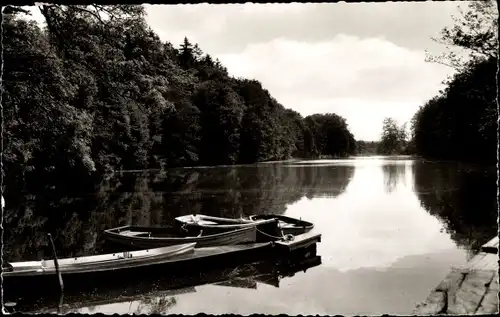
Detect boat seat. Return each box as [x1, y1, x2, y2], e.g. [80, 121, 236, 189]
[196, 220, 218, 225]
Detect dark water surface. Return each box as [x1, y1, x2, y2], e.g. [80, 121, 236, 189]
[3, 156, 497, 315]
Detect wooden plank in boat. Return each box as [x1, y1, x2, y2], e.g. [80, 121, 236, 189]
[119, 230, 150, 237]
[197, 220, 218, 225]
[200, 215, 253, 224]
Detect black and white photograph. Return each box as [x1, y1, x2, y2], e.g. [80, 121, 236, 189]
[1, 0, 498, 315]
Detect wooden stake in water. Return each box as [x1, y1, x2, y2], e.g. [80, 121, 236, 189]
[48, 233, 64, 292]
[58, 293, 65, 314]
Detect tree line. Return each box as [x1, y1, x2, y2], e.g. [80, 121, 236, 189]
[2, 5, 357, 195]
[411, 1, 496, 162]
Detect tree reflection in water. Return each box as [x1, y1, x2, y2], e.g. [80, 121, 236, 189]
[3, 163, 354, 262]
[381, 163, 407, 193]
[134, 295, 178, 314]
[412, 161, 497, 255]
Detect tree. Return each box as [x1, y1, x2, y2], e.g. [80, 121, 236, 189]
[178, 37, 196, 69]
[193, 80, 244, 165]
[378, 118, 407, 155]
[2, 11, 96, 194]
[303, 113, 355, 158]
[426, 1, 498, 70]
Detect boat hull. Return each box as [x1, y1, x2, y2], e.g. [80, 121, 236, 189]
[103, 225, 258, 249]
[2, 242, 273, 295]
[3, 243, 196, 278]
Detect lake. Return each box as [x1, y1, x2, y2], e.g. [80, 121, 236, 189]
[3, 156, 498, 315]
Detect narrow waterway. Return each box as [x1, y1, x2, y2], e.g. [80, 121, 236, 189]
[3, 156, 497, 315]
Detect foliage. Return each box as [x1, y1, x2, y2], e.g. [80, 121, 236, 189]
[426, 0, 498, 70]
[378, 118, 408, 155]
[304, 113, 356, 158]
[412, 55, 497, 162]
[2, 5, 357, 194]
[412, 1, 497, 163]
[355, 141, 380, 156]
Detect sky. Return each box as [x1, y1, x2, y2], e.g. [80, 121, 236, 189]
[144, 2, 467, 141]
[25, 2, 469, 141]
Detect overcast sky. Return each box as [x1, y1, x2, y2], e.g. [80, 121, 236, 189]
[145, 2, 468, 141]
[26, 2, 469, 141]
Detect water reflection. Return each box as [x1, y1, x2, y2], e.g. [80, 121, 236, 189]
[3, 164, 355, 262]
[284, 158, 463, 272]
[7, 253, 322, 314]
[381, 162, 409, 193]
[412, 161, 498, 253]
[2, 157, 497, 315]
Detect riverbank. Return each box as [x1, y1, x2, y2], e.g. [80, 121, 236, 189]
[413, 236, 499, 315]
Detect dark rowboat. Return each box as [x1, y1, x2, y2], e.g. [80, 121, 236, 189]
[103, 225, 259, 249]
[249, 214, 314, 235]
[2, 243, 196, 278]
[175, 214, 313, 236]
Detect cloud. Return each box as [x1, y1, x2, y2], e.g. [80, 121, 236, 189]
[144, 3, 463, 140]
[145, 2, 468, 54]
[217, 36, 454, 140]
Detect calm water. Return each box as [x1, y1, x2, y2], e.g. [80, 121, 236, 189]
[3, 156, 498, 315]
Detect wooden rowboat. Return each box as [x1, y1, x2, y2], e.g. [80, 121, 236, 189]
[249, 214, 314, 235]
[3, 231, 321, 302]
[174, 215, 283, 238]
[175, 214, 313, 236]
[103, 225, 259, 249]
[7, 252, 322, 314]
[2, 242, 196, 278]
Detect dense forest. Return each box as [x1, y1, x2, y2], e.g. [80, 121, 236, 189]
[410, 1, 497, 163]
[2, 5, 357, 195]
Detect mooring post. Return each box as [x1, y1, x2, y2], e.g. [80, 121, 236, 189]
[48, 233, 64, 293]
[57, 293, 65, 314]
